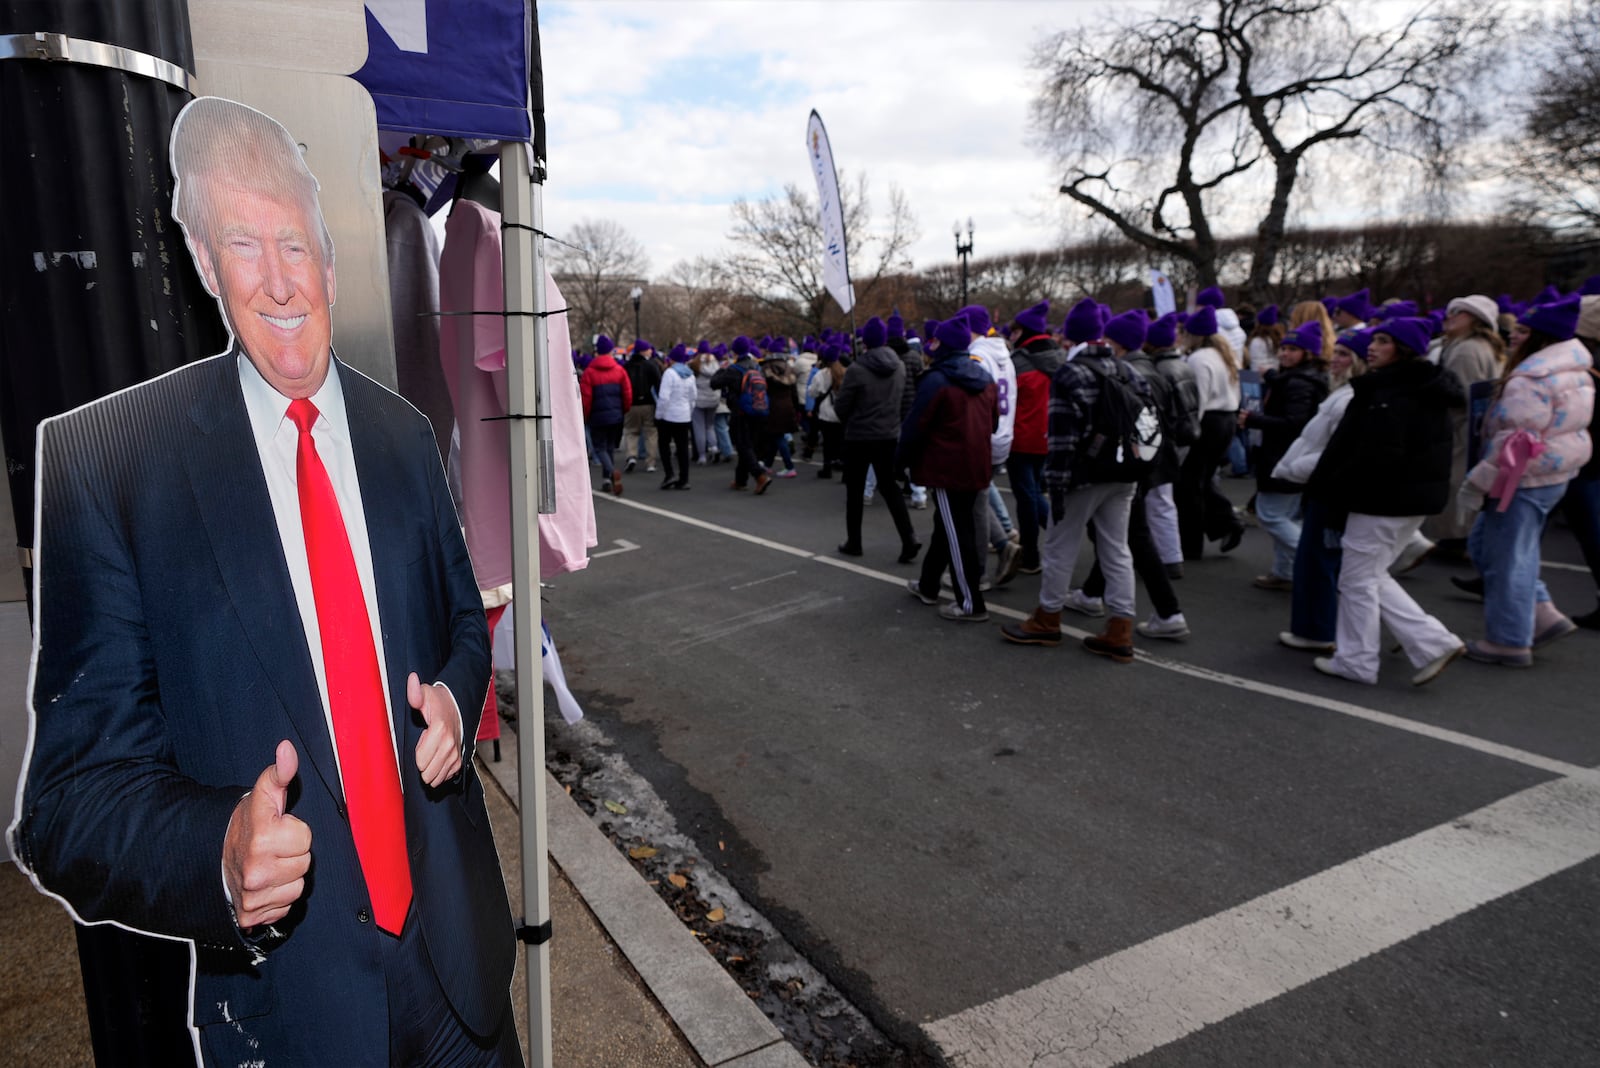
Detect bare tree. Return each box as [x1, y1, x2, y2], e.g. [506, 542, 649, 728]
[549, 218, 649, 343]
[1032, 0, 1500, 301]
[1506, 0, 1600, 236]
[649, 256, 729, 344]
[723, 172, 918, 336]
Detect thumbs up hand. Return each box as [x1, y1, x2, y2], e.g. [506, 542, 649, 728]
[223, 740, 313, 930]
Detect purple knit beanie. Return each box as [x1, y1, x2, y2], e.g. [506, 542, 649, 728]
[1185, 305, 1218, 338]
[862, 316, 888, 349]
[958, 304, 992, 336]
[1146, 312, 1179, 349]
[1103, 309, 1149, 353]
[1520, 293, 1582, 340]
[1062, 298, 1105, 343]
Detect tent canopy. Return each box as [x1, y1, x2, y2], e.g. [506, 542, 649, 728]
[355, 0, 544, 157]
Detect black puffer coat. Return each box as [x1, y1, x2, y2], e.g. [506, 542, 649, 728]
[1308, 358, 1463, 518]
[1246, 364, 1328, 494]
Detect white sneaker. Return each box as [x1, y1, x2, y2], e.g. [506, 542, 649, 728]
[1137, 613, 1189, 640]
[1061, 588, 1105, 618]
[911, 495, 927, 510]
[645, 464, 657, 473]
[1279, 631, 1336, 653]
[1411, 643, 1465, 686]
[939, 600, 989, 622]
[1390, 535, 1435, 575]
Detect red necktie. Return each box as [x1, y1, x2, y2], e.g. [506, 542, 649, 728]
[288, 398, 412, 934]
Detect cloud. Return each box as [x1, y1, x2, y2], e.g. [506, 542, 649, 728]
[538, 0, 1107, 277]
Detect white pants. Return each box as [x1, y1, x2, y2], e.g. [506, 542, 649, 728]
[1145, 483, 1182, 566]
[1039, 482, 1137, 618]
[1329, 514, 1461, 684]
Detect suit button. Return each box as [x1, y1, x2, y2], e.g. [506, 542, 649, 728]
[356, 907, 370, 924]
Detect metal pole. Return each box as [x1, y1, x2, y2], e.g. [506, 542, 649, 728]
[500, 140, 553, 1068]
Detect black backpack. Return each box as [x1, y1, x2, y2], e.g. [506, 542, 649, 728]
[1075, 360, 1163, 483]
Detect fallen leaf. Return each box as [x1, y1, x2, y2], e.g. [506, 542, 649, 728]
[628, 845, 658, 860]
[706, 907, 725, 922]
[603, 800, 627, 815]
[564, 785, 572, 795]
[718, 840, 725, 851]
[667, 873, 688, 889]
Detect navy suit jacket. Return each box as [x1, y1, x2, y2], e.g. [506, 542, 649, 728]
[12, 351, 514, 1064]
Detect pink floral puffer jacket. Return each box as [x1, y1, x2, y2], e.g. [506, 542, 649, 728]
[1467, 337, 1594, 492]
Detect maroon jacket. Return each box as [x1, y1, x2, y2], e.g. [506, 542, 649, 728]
[897, 350, 998, 491]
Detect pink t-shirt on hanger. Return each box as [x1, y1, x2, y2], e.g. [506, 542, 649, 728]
[439, 198, 594, 587]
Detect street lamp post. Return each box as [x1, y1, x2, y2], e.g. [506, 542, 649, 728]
[629, 286, 643, 345]
[954, 218, 974, 308]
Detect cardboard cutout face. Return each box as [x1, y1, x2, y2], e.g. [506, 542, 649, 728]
[171, 97, 337, 399]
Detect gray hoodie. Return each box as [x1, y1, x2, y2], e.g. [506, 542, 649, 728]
[835, 345, 907, 441]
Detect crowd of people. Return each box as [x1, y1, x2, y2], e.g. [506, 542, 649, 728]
[572, 279, 1600, 684]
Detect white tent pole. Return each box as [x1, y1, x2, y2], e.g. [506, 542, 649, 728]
[499, 139, 553, 1068]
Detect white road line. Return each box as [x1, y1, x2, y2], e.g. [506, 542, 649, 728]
[730, 570, 799, 590]
[589, 538, 641, 559]
[924, 774, 1600, 1067]
[1543, 559, 1589, 574]
[593, 492, 1593, 780]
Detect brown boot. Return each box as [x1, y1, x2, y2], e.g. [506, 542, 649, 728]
[1000, 606, 1063, 646]
[611, 470, 623, 496]
[1083, 616, 1134, 663]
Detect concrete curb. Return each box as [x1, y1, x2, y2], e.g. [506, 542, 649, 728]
[479, 728, 809, 1068]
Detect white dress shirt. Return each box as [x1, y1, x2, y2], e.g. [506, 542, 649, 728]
[239, 354, 416, 786]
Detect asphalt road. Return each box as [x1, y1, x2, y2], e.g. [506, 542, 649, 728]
[537, 457, 1600, 1067]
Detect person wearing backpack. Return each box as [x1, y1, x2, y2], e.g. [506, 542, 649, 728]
[836, 316, 919, 562]
[1240, 322, 1330, 590]
[710, 336, 773, 494]
[1143, 312, 1201, 577]
[1001, 307, 1159, 661]
[900, 314, 997, 621]
[1177, 305, 1246, 559]
[1071, 309, 1190, 639]
[1003, 300, 1066, 579]
[622, 339, 662, 475]
[809, 345, 847, 477]
[580, 334, 632, 495]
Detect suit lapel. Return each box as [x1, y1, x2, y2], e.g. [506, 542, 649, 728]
[182, 355, 344, 805]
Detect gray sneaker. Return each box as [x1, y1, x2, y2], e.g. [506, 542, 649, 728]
[906, 580, 938, 606]
[1061, 588, 1105, 618]
[1136, 613, 1190, 640]
[939, 600, 989, 622]
[993, 541, 1023, 586]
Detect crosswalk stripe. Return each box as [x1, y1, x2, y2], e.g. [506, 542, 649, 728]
[924, 774, 1600, 1066]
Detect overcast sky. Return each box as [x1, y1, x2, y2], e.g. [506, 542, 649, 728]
[537, 0, 1124, 280]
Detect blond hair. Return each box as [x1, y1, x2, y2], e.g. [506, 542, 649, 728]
[1289, 301, 1337, 361]
[1186, 331, 1239, 382]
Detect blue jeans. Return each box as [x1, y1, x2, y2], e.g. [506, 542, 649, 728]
[1006, 453, 1048, 567]
[1469, 482, 1566, 647]
[1226, 434, 1249, 476]
[1255, 491, 1302, 580]
[714, 412, 733, 457]
[1290, 497, 1341, 642]
[987, 481, 1013, 534]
